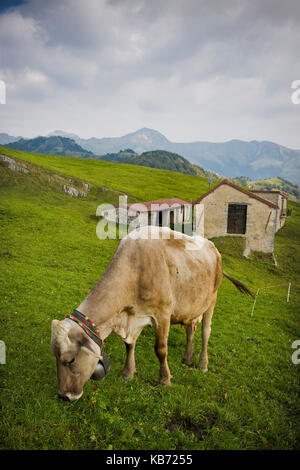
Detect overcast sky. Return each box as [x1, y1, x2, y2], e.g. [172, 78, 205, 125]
[0, 0, 299, 147]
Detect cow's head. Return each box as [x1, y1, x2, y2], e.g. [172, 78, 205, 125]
[51, 319, 101, 401]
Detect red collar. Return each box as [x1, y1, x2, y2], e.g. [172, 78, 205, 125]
[65, 310, 102, 348]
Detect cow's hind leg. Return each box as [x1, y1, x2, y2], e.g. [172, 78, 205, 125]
[154, 318, 171, 386]
[182, 324, 195, 366]
[122, 342, 137, 380]
[198, 300, 216, 372]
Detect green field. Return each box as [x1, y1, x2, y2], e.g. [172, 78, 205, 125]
[0, 147, 212, 202]
[0, 148, 299, 450]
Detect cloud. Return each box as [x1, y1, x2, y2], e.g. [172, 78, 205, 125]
[0, 0, 299, 147]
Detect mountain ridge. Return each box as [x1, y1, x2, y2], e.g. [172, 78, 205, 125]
[44, 128, 300, 185]
[2, 127, 300, 185]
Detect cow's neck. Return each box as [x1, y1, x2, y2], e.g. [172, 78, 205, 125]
[76, 264, 130, 340]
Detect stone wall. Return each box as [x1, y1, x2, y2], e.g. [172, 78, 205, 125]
[251, 191, 287, 231]
[0, 154, 30, 173]
[0, 154, 90, 197]
[196, 185, 278, 255]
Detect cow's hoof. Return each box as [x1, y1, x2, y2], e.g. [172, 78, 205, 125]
[159, 378, 172, 386]
[182, 358, 193, 367]
[122, 375, 133, 381]
[122, 371, 134, 380]
[198, 365, 208, 373]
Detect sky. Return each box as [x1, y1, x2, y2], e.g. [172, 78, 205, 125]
[0, 0, 299, 148]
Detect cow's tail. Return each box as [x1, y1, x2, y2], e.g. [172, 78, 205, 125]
[222, 270, 254, 298]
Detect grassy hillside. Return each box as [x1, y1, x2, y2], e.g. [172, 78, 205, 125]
[247, 177, 300, 202]
[0, 152, 299, 450]
[0, 146, 213, 202]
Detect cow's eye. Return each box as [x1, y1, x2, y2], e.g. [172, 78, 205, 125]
[63, 358, 75, 367]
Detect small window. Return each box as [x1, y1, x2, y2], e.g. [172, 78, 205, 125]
[227, 204, 247, 234]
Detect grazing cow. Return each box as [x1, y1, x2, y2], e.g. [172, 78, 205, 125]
[51, 226, 252, 401]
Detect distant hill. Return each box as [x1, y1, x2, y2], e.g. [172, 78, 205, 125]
[98, 148, 219, 179]
[0, 133, 21, 145]
[5, 136, 94, 158]
[232, 176, 300, 202]
[45, 128, 300, 186]
[99, 149, 137, 163]
[101, 149, 197, 175]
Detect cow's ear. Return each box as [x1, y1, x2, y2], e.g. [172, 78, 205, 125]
[52, 319, 69, 333]
[68, 327, 101, 358]
[51, 319, 62, 333]
[81, 345, 101, 359]
[80, 332, 101, 358]
[51, 319, 67, 339]
[68, 325, 86, 345]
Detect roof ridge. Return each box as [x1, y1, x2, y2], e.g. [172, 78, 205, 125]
[250, 189, 288, 199]
[193, 179, 279, 209]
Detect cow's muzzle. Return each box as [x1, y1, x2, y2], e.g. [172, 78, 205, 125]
[91, 353, 110, 381]
[58, 391, 83, 402]
[58, 393, 70, 401]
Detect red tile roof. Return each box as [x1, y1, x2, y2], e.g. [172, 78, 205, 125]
[119, 197, 190, 213]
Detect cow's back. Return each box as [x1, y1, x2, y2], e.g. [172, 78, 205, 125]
[121, 227, 222, 323]
[163, 231, 221, 322]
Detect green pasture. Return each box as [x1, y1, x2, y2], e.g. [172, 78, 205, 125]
[0, 149, 299, 450]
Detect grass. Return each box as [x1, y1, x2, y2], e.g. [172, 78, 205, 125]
[0, 150, 299, 450]
[0, 146, 212, 202]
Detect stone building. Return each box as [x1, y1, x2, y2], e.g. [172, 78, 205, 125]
[101, 180, 287, 257]
[101, 197, 192, 229]
[193, 180, 286, 256]
[249, 190, 288, 231]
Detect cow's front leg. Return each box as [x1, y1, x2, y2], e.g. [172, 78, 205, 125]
[122, 342, 136, 380]
[154, 319, 171, 386]
[198, 302, 215, 372]
[182, 323, 195, 366]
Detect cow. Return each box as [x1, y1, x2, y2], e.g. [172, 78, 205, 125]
[51, 226, 252, 401]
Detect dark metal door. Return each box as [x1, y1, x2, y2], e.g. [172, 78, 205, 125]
[227, 204, 247, 234]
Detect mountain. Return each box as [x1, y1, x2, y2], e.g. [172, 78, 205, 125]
[120, 150, 198, 175]
[48, 128, 300, 186]
[0, 133, 21, 145]
[74, 127, 171, 155]
[5, 136, 94, 158]
[47, 130, 81, 140]
[170, 139, 300, 187]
